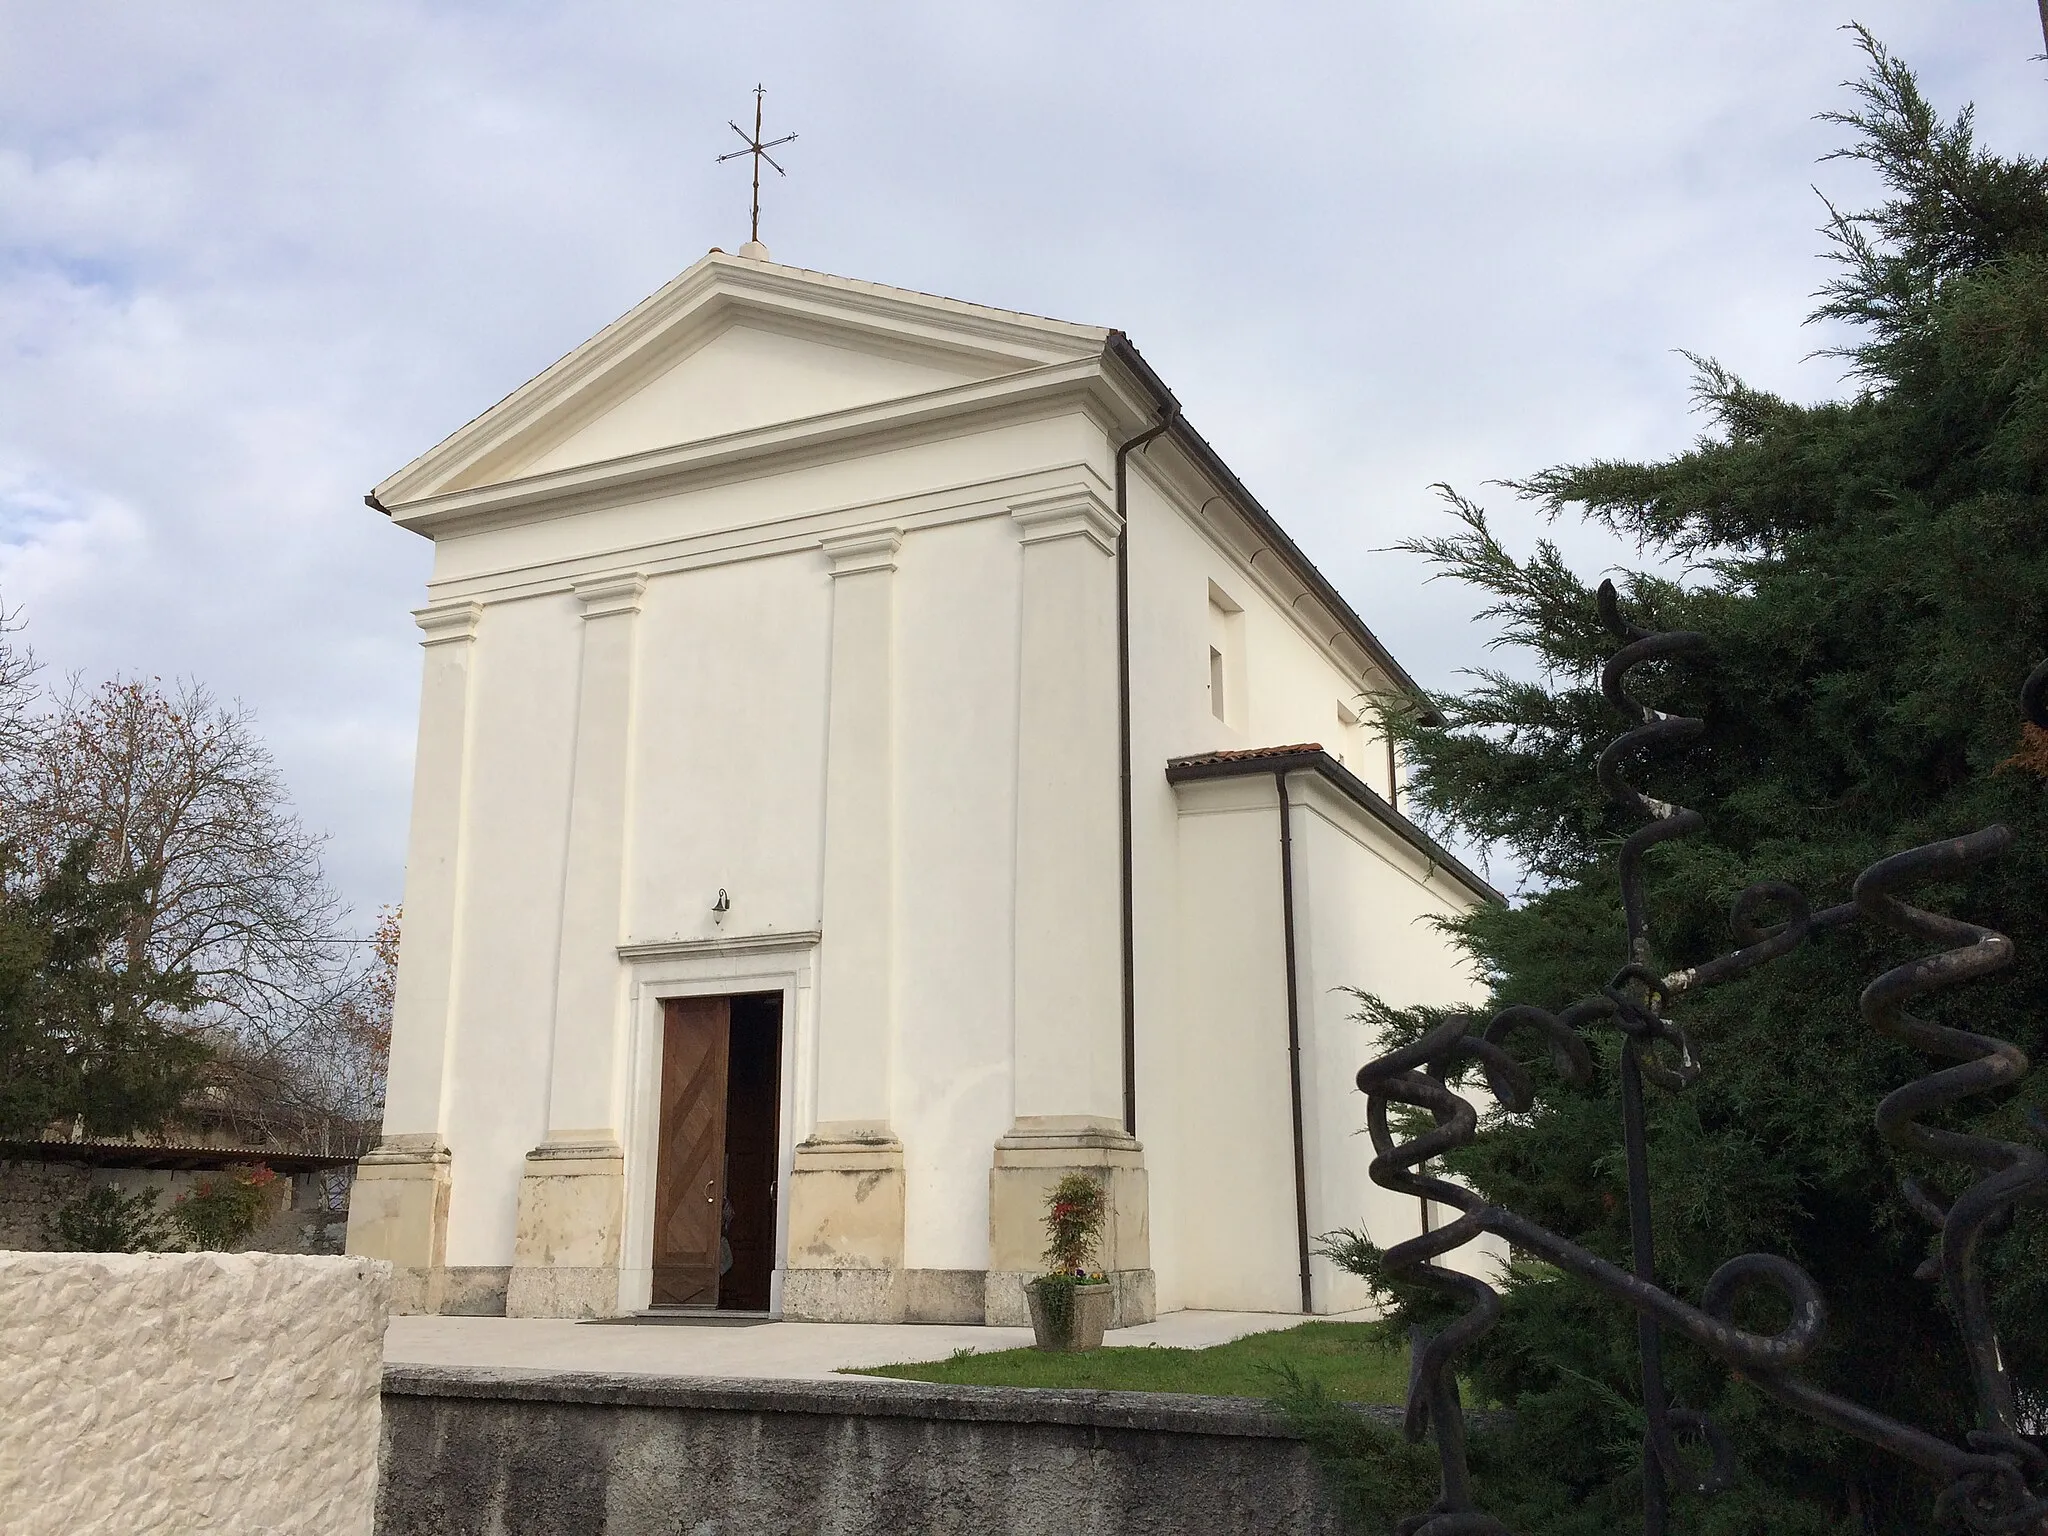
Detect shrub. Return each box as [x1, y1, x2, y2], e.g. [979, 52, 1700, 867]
[47, 1183, 180, 1252]
[172, 1163, 279, 1250]
[1040, 1171, 1106, 1276]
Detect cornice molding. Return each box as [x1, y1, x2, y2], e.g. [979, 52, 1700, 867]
[374, 253, 1113, 508]
[820, 528, 903, 577]
[572, 572, 647, 619]
[616, 929, 823, 962]
[383, 357, 1147, 541]
[1009, 487, 1120, 556]
[413, 600, 483, 647]
[414, 460, 1111, 610]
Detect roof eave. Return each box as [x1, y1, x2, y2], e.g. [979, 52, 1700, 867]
[1103, 332, 1443, 727]
[1164, 746, 1502, 906]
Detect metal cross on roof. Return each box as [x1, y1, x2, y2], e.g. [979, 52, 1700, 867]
[716, 85, 797, 247]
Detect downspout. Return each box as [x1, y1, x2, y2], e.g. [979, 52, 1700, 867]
[1115, 397, 1180, 1138]
[1276, 770, 1314, 1314]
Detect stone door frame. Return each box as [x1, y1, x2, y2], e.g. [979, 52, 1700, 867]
[615, 932, 819, 1316]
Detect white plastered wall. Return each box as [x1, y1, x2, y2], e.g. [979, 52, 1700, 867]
[439, 591, 581, 1271]
[1291, 774, 1496, 1314]
[1163, 771, 1496, 1316]
[388, 407, 1109, 1287]
[1165, 774, 1301, 1311]
[1119, 448, 1490, 1314]
[890, 515, 1023, 1271]
[1121, 461, 1392, 1313]
[522, 322, 997, 479]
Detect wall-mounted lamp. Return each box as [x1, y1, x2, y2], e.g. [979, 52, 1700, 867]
[712, 888, 730, 926]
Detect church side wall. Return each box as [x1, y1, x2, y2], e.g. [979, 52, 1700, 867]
[1164, 776, 1303, 1311]
[1291, 775, 1494, 1315]
[1122, 466, 1395, 1313]
[1122, 456, 1491, 1317]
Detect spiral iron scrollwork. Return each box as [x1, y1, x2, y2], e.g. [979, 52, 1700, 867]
[1357, 585, 2048, 1534]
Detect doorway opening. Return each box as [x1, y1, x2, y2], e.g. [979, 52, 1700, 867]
[651, 991, 783, 1311]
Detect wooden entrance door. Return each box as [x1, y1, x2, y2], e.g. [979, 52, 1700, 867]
[651, 996, 729, 1307]
[719, 993, 783, 1310]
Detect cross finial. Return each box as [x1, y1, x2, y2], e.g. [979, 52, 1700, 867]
[716, 84, 797, 250]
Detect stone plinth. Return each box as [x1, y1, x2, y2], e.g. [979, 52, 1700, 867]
[986, 1121, 1153, 1328]
[781, 1130, 907, 1322]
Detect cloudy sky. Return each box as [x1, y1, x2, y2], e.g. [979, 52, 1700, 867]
[1, 2, 2042, 920]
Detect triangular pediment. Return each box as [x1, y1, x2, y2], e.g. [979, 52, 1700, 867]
[376, 252, 1112, 505]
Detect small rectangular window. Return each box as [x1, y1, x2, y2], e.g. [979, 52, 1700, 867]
[1208, 581, 1244, 730]
[1336, 702, 1364, 766]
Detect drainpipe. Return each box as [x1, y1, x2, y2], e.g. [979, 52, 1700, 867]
[1275, 770, 1314, 1314]
[1115, 398, 1180, 1139]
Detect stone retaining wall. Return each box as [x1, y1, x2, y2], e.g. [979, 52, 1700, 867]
[0, 1158, 343, 1254]
[0, 1159, 91, 1248]
[0, 1251, 391, 1536]
[379, 1365, 1376, 1535]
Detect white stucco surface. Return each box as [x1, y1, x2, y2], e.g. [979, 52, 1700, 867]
[0, 1251, 390, 1536]
[354, 248, 1497, 1327]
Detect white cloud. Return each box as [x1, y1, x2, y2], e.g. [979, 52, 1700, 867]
[0, 0, 2040, 917]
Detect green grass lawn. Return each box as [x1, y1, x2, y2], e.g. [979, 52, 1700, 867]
[846, 1320, 1409, 1403]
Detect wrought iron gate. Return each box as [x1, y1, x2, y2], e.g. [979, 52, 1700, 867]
[1359, 584, 2048, 1534]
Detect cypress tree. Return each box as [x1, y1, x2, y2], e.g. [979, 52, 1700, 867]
[1341, 30, 2048, 1532]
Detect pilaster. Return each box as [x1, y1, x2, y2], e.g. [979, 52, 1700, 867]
[784, 529, 907, 1320]
[345, 599, 480, 1309]
[986, 1123, 1153, 1328]
[1009, 490, 1124, 1129]
[987, 488, 1151, 1327]
[345, 1134, 451, 1315]
[509, 571, 645, 1319]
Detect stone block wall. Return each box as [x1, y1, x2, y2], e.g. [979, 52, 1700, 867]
[0, 1159, 91, 1248]
[0, 1251, 391, 1535]
[0, 1159, 346, 1255]
[379, 1366, 1359, 1535]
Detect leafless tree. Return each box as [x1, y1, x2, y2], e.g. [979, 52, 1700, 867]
[1, 675, 381, 1149]
[0, 603, 44, 768]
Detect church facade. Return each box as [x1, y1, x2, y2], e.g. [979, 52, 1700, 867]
[345, 247, 1496, 1324]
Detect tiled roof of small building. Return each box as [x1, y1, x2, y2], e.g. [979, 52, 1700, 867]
[1165, 743, 1324, 768]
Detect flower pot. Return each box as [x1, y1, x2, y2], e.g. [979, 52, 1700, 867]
[1026, 1278, 1113, 1352]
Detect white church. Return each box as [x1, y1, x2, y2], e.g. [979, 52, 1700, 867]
[345, 241, 1495, 1327]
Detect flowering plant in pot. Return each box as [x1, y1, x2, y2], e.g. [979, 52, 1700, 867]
[1026, 1172, 1112, 1351]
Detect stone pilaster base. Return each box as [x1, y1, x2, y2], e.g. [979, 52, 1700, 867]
[987, 1119, 1153, 1328]
[984, 1266, 1155, 1329]
[781, 1267, 902, 1322]
[506, 1138, 624, 1319]
[434, 1267, 512, 1316]
[782, 1130, 905, 1321]
[781, 1266, 987, 1324]
[344, 1134, 450, 1316]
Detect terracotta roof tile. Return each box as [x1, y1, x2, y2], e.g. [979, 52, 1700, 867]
[1163, 744, 1502, 905]
[1166, 743, 1324, 768]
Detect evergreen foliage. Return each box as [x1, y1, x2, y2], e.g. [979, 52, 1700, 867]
[1334, 30, 2048, 1532]
[0, 839, 203, 1139]
[46, 1183, 180, 1253]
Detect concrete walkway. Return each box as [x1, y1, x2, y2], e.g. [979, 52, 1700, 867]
[383, 1308, 1365, 1383]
